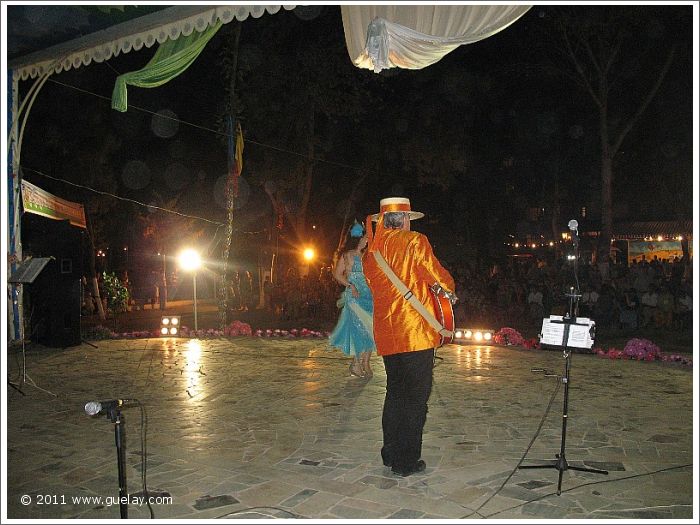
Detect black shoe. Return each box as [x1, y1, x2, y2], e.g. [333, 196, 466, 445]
[391, 460, 426, 477]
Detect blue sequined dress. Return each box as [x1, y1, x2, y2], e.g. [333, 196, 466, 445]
[329, 255, 376, 356]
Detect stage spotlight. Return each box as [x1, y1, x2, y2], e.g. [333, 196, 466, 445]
[160, 316, 180, 336]
[453, 328, 494, 345]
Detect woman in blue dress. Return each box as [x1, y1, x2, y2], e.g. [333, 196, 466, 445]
[329, 221, 376, 378]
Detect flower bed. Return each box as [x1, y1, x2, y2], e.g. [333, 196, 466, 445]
[82, 321, 329, 341]
[594, 337, 691, 366]
[493, 327, 525, 346]
[81, 323, 691, 367]
[489, 328, 690, 367]
[253, 328, 330, 338]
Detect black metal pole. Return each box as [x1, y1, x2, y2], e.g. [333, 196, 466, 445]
[518, 222, 607, 493]
[113, 409, 128, 519]
[556, 339, 572, 494]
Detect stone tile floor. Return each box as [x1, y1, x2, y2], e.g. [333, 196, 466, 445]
[4, 338, 696, 521]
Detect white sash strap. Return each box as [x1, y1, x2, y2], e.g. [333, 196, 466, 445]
[372, 250, 453, 338]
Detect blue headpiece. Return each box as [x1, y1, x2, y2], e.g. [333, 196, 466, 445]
[349, 221, 365, 238]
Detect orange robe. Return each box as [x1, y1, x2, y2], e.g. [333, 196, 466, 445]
[364, 229, 455, 356]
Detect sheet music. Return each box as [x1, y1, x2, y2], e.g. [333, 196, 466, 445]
[540, 316, 595, 349]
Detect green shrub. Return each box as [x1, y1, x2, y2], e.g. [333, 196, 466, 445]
[102, 272, 129, 313]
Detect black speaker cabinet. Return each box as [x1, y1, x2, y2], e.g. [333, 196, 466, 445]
[23, 216, 83, 347]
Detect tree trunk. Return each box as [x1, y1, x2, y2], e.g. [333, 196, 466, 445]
[296, 110, 316, 241]
[555, 19, 676, 278]
[598, 101, 613, 279]
[84, 215, 106, 320]
[551, 175, 562, 258]
[219, 21, 242, 329]
[91, 276, 106, 320]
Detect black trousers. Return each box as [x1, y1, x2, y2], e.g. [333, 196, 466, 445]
[381, 348, 434, 469]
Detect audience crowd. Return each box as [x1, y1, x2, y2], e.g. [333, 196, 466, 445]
[450, 255, 692, 332]
[84, 254, 693, 335]
[225, 255, 692, 334]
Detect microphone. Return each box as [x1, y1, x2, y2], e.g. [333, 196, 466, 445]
[84, 399, 137, 416]
[568, 219, 579, 248]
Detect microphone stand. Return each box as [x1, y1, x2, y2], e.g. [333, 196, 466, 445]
[518, 227, 608, 494]
[107, 406, 129, 519]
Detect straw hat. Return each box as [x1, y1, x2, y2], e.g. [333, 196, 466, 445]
[370, 197, 424, 221]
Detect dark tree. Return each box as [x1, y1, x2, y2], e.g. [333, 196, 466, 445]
[534, 6, 685, 269]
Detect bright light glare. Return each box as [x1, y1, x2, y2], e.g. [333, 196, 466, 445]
[170, 327, 178, 335]
[171, 317, 178, 325]
[303, 248, 315, 262]
[484, 332, 492, 341]
[465, 330, 472, 339]
[162, 318, 170, 325]
[455, 330, 463, 338]
[161, 327, 169, 335]
[179, 249, 201, 271]
[474, 331, 483, 341]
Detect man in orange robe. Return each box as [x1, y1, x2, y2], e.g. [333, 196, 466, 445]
[363, 197, 455, 476]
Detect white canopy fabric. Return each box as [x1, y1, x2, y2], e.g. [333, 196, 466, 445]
[341, 4, 532, 73]
[9, 5, 296, 80]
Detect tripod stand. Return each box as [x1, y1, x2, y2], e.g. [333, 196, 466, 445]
[8, 341, 57, 397]
[518, 224, 607, 494]
[8, 307, 57, 397]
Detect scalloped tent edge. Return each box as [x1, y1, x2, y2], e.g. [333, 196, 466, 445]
[8, 4, 296, 81]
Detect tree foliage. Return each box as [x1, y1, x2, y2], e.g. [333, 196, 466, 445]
[530, 5, 685, 265]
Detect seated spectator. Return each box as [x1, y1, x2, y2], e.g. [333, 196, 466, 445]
[640, 284, 659, 328]
[632, 263, 652, 295]
[675, 283, 692, 330]
[654, 285, 675, 329]
[593, 284, 618, 328]
[580, 284, 599, 318]
[618, 288, 639, 330]
[271, 283, 285, 318]
[527, 284, 544, 322]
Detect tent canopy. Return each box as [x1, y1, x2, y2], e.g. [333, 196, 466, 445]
[341, 4, 531, 73]
[8, 5, 296, 80]
[8, 4, 532, 79]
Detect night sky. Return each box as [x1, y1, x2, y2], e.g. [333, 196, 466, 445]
[8, 4, 695, 280]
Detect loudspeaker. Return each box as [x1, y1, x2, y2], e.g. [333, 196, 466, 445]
[23, 216, 83, 347]
[31, 276, 82, 347]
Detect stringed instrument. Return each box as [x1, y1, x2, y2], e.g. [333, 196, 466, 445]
[430, 283, 457, 347]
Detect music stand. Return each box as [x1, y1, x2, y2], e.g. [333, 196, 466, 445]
[8, 257, 57, 397]
[518, 274, 608, 493]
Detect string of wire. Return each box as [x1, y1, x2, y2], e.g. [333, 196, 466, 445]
[46, 77, 369, 173]
[22, 166, 274, 236]
[460, 372, 562, 519]
[480, 463, 693, 518]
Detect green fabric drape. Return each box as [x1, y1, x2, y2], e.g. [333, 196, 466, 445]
[111, 21, 222, 112]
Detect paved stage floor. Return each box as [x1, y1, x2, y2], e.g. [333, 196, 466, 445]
[4, 338, 696, 521]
